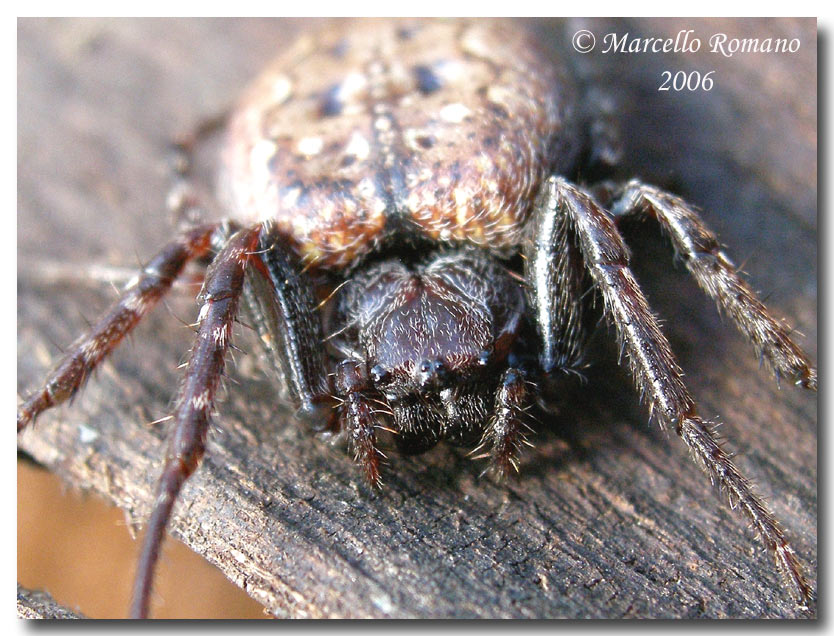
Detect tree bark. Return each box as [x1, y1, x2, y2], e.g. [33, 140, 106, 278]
[18, 18, 816, 618]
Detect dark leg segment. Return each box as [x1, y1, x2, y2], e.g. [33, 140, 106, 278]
[537, 177, 812, 605]
[130, 225, 261, 619]
[243, 233, 334, 424]
[17, 224, 218, 432]
[335, 361, 382, 487]
[609, 179, 816, 390]
[525, 186, 591, 374]
[473, 368, 532, 478]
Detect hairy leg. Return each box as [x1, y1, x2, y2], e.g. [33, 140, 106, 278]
[608, 179, 816, 390]
[17, 223, 218, 431]
[335, 360, 384, 487]
[472, 367, 533, 478]
[538, 176, 813, 606]
[130, 225, 261, 619]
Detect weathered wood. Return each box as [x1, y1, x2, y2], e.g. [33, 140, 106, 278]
[17, 585, 85, 619]
[18, 18, 816, 618]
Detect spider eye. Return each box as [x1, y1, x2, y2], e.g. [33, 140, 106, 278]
[370, 364, 391, 385]
[417, 358, 448, 389]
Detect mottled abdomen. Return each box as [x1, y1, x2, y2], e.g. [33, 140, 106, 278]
[219, 18, 579, 268]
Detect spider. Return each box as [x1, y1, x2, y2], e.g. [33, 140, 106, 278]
[18, 18, 816, 618]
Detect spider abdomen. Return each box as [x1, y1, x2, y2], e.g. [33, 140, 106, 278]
[219, 19, 580, 268]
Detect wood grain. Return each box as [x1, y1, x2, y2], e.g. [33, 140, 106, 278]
[18, 18, 816, 618]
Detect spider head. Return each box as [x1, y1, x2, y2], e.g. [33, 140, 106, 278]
[335, 249, 525, 450]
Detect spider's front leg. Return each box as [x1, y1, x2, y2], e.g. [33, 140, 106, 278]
[475, 367, 534, 478]
[132, 226, 344, 616]
[606, 179, 816, 390]
[531, 176, 813, 606]
[335, 360, 385, 487]
[17, 223, 219, 431]
[241, 231, 334, 423]
[523, 177, 592, 375]
[130, 225, 261, 619]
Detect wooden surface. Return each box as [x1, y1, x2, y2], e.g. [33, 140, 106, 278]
[18, 18, 817, 619]
[17, 585, 85, 620]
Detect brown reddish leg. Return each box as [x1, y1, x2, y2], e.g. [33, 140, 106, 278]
[17, 224, 218, 432]
[608, 179, 816, 390]
[472, 368, 533, 478]
[538, 177, 813, 606]
[130, 225, 261, 619]
[335, 360, 383, 488]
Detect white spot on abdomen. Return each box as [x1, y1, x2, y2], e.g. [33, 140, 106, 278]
[345, 131, 370, 160]
[297, 136, 324, 156]
[439, 103, 471, 123]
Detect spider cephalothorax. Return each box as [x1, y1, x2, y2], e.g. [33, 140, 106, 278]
[18, 18, 816, 618]
[332, 248, 528, 456]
